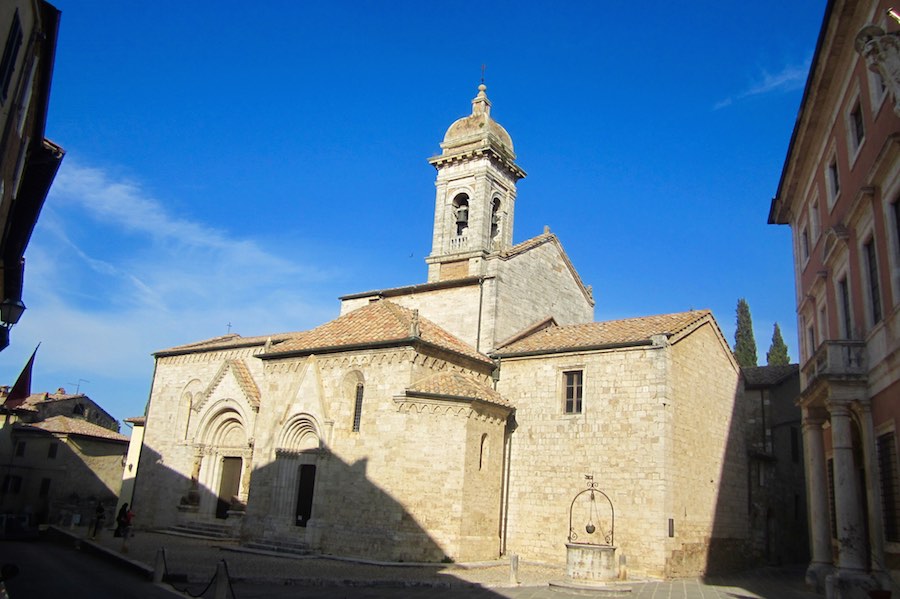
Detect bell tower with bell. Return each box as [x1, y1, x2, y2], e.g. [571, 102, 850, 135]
[426, 83, 526, 283]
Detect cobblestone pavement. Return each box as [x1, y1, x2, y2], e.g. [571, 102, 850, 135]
[74, 526, 821, 599]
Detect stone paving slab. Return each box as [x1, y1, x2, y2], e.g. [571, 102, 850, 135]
[64, 525, 822, 599]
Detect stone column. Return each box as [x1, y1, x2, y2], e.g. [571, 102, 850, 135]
[828, 401, 867, 571]
[802, 411, 833, 589]
[857, 401, 887, 581]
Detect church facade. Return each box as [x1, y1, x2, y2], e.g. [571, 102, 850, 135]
[133, 85, 750, 577]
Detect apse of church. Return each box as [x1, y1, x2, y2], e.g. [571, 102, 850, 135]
[133, 85, 751, 577]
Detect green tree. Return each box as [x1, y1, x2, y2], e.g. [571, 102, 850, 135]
[734, 298, 758, 368]
[766, 322, 790, 366]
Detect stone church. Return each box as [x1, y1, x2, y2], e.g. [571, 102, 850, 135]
[133, 84, 750, 577]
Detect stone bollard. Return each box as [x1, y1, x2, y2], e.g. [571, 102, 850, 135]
[152, 548, 166, 584]
[213, 561, 228, 599]
[509, 553, 519, 585]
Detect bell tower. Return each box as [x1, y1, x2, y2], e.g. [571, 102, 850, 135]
[426, 84, 526, 282]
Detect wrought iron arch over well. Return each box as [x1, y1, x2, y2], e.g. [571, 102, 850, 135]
[567, 476, 614, 546]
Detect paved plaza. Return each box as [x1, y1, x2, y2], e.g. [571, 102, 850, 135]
[44, 526, 828, 599]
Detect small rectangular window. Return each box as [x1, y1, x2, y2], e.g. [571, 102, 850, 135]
[351, 383, 364, 432]
[48, 443, 58, 459]
[14, 441, 25, 457]
[810, 200, 821, 242]
[0, 10, 23, 104]
[865, 239, 882, 324]
[801, 228, 810, 262]
[1, 475, 21, 494]
[563, 370, 583, 414]
[839, 277, 853, 339]
[38, 478, 51, 497]
[827, 159, 841, 206]
[807, 325, 816, 357]
[850, 102, 865, 151]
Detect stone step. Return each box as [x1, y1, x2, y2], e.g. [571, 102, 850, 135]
[243, 539, 311, 556]
[166, 522, 236, 540]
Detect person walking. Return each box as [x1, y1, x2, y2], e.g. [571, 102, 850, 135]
[119, 506, 135, 553]
[91, 501, 105, 539]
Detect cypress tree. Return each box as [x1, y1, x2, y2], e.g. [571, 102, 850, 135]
[766, 322, 790, 366]
[734, 298, 758, 368]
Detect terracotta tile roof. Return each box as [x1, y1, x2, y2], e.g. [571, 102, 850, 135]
[495, 310, 712, 355]
[406, 371, 510, 408]
[742, 364, 799, 388]
[268, 300, 492, 365]
[15, 415, 128, 442]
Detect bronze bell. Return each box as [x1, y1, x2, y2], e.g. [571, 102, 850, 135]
[585, 523, 596, 534]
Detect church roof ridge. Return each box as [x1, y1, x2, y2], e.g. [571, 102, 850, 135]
[155, 331, 305, 357]
[494, 309, 713, 356]
[262, 300, 492, 366]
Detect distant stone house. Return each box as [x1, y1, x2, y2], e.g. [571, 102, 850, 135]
[741, 364, 808, 566]
[132, 85, 754, 577]
[0, 389, 126, 527]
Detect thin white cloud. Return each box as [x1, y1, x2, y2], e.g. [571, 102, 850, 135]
[714, 58, 811, 110]
[6, 160, 343, 420]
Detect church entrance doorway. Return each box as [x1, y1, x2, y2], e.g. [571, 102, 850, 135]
[216, 456, 242, 519]
[295, 464, 316, 527]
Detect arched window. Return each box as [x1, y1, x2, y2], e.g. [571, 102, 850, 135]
[452, 193, 469, 236]
[352, 383, 364, 432]
[490, 198, 501, 241]
[73, 404, 85, 416]
[479, 433, 489, 470]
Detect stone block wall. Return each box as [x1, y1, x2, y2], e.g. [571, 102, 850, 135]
[499, 345, 672, 575]
[491, 241, 594, 347]
[668, 321, 745, 576]
[136, 345, 265, 530]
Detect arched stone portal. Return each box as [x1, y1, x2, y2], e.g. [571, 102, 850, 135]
[195, 403, 252, 521]
[270, 415, 322, 540]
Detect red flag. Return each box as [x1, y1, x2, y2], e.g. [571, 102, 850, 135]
[4, 344, 39, 409]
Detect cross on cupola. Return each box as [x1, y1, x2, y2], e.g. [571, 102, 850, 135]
[426, 83, 526, 283]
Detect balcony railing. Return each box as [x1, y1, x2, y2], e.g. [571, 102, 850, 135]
[449, 235, 468, 252]
[801, 340, 867, 388]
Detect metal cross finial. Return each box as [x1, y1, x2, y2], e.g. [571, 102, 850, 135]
[226, 322, 232, 334]
[481, 64, 485, 84]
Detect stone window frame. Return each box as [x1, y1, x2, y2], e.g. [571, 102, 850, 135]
[825, 146, 841, 212]
[860, 230, 883, 329]
[880, 175, 900, 307]
[844, 84, 866, 167]
[809, 194, 821, 244]
[560, 367, 584, 415]
[834, 262, 855, 340]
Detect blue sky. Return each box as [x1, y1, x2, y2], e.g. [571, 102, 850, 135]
[1, 1, 824, 427]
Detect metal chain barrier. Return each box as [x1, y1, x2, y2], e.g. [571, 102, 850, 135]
[157, 548, 237, 599]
